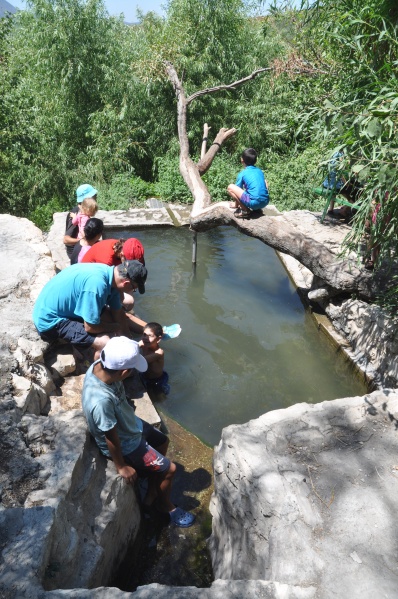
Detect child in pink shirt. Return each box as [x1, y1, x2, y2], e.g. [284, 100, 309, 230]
[71, 197, 98, 239]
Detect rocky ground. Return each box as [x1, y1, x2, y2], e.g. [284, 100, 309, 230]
[1, 209, 398, 599]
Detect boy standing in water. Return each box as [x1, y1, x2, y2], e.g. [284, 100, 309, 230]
[227, 148, 269, 219]
[139, 322, 170, 396]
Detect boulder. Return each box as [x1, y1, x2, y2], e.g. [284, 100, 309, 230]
[209, 389, 398, 597]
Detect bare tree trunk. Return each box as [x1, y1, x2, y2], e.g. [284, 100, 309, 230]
[165, 62, 212, 213]
[164, 62, 274, 214]
[189, 204, 389, 301]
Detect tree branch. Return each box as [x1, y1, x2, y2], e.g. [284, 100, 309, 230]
[197, 127, 237, 176]
[186, 67, 273, 105]
[189, 203, 387, 300]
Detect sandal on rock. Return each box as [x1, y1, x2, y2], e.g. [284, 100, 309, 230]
[235, 210, 250, 219]
[234, 208, 242, 215]
[364, 259, 374, 271]
[169, 506, 196, 528]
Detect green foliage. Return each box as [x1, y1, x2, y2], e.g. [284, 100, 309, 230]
[98, 173, 156, 211]
[376, 278, 398, 322]
[30, 198, 69, 231]
[154, 147, 239, 205]
[296, 0, 398, 268]
[203, 153, 238, 203]
[154, 150, 193, 204]
[264, 145, 325, 211]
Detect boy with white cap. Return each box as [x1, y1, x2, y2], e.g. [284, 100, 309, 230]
[81, 336, 195, 528]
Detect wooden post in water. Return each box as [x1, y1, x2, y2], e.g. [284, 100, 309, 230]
[192, 231, 198, 264]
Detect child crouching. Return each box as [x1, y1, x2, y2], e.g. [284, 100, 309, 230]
[227, 147, 269, 219]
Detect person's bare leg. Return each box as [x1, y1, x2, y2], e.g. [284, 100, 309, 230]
[142, 438, 170, 506]
[227, 184, 244, 209]
[154, 461, 177, 513]
[118, 289, 134, 313]
[91, 334, 111, 360]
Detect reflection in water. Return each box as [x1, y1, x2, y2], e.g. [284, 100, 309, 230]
[108, 227, 367, 446]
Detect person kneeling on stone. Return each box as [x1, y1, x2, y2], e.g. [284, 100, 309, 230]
[81, 336, 195, 528]
[33, 261, 148, 361]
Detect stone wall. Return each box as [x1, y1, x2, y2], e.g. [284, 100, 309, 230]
[0, 214, 142, 598]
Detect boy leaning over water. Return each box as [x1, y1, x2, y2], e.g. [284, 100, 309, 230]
[227, 148, 269, 219]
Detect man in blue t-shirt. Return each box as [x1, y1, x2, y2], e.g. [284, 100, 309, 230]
[33, 261, 148, 359]
[227, 148, 269, 219]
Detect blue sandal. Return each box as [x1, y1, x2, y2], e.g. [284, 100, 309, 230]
[169, 506, 195, 528]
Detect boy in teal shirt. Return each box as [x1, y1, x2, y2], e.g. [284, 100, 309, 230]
[227, 148, 269, 219]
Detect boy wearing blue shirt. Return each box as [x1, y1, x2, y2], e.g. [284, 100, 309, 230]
[227, 148, 269, 219]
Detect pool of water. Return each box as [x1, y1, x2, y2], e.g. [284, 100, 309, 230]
[107, 226, 367, 446]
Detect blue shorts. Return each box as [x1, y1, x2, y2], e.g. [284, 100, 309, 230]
[123, 420, 170, 477]
[240, 192, 269, 211]
[140, 371, 170, 395]
[39, 319, 96, 349]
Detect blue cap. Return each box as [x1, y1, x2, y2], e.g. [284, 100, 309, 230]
[76, 184, 98, 203]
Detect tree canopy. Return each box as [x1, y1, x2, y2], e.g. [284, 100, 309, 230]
[0, 0, 397, 296]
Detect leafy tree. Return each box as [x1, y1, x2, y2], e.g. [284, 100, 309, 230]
[0, 0, 146, 218]
[295, 0, 398, 268]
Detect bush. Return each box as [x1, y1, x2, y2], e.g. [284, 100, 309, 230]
[30, 197, 69, 231]
[154, 149, 239, 204]
[98, 173, 156, 211]
[264, 145, 325, 212]
[154, 152, 192, 203]
[203, 153, 238, 203]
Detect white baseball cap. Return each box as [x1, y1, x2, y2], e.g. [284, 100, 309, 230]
[100, 337, 148, 372]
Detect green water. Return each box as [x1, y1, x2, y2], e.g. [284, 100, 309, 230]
[108, 226, 367, 446]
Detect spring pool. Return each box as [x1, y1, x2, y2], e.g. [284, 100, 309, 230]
[107, 226, 367, 446]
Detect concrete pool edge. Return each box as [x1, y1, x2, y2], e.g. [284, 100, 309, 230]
[276, 250, 376, 391]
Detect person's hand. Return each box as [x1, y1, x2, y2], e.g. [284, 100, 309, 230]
[138, 339, 144, 347]
[117, 464, 137, 485]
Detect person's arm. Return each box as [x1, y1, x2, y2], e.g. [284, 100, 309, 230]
[83, 319, 122, 334]
[64, 235, 80, 246]
[235, 171, 244, 189]
[104, 427, 137, 484]
[139, 346, 163, 365]
[64, 209, 79, 245]
[123, 311, 147, 334]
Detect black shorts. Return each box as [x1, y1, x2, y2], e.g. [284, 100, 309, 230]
[40, 319, 96, 349]
[123, 421, 170, 477]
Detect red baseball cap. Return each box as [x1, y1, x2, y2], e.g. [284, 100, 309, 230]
[123, 238, 145, 265]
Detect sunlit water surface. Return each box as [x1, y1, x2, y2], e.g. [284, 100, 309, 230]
[107, 227, 367, 446]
